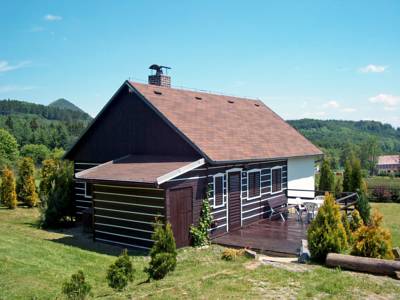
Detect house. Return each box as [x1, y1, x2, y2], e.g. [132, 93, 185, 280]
[64, 65, 322, 250]
[376, 155, 400, 175]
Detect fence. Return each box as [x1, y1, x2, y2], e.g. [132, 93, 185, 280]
[367, 187, 400, 203]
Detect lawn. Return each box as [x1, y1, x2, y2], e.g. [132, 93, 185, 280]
[1, 207, 400, 299]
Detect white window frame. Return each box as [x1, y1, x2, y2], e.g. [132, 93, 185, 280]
[271, 166, 283, 195]
[213, 173, 225, 209]
[84, 182, 92, 199]
[247, 169, 261, 200]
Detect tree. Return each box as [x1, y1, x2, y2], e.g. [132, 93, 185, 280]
[40, 160, 74, 228]
[0, 128, 19, 168]
[16, 157, 39, 207]
[39, 159, 58, 198]
[319, 159, 334, 192]
[307, 193, 348, 262]
[342, 160, 352, 192]
[0, 167, 18, 209]
[351, 159, 362, 193]
[106, 249, 135, 291]
[334, 175, 343, 198]
[360, 137, 380, 175]
[20, 144, 50, 165]
[356, 192, 371, 225]
[62, 270, 92, 300]
[145, 221, 177, 280]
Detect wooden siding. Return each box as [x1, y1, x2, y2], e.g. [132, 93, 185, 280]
[67, 85, 200, 162]
[74, 162, 99, 215]
[92, 183, 165, 250]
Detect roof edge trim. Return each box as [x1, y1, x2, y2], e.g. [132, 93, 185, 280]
[157, 158, 205, 185]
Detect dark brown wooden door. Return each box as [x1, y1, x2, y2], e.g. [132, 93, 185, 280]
[228, 172, 241, 231]
[169, 187, 193, 248]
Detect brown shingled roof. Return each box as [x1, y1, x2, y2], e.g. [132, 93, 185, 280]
[76, 155, 203, 184]
[128, 81, 322, 163]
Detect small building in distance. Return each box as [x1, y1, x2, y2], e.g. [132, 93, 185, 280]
[376, 155, 400, 175]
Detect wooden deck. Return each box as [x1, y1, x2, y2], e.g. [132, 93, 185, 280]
[213, 214, 308, 256]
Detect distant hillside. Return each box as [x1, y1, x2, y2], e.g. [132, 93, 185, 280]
[49, 98, 86, 114]
[0, 99, 92, 150]
[288, 119, 400, 165]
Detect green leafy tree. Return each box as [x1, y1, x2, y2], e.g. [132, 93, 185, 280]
[307, 193, 348, 262]
[145, 221, 177, 280]
[319, 159, 334, 192]
[0, 128, 19, 168]
[17, 157, 39, 207]
[106, 249, 135, 291]
[343, 160, 352, 192]
[40, 160, 74, 228]
[0, 167, 18, 209]
[20, 144, 50, 165]
[190, 193, 213, 246]
[62, 270, 92, 300]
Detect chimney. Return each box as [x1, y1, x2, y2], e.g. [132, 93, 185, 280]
[148, 64, 171, 87]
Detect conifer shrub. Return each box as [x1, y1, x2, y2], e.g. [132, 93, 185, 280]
[39, 159, 58, 198]
[0, 167, 18, 209]
[40, 160, 74, 228]
[106, 249, 135, 291]
[319, 160, 334, 192]
[349, 209, 363, 232]
[356, 192, 371, 225]
[341, 213, 352, 244]
[221, 248, 245, 261]
[16, 157, 39, 207]
[190, 196, 213, 247]
[307, 193, 348, 262]
[343, 160, 352, 192]
[351, 209, 394, 259]
[62, 270, 92, 300]
[145, 221, 177, 280]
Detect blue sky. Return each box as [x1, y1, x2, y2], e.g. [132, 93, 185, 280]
[1, 1, 399, 127]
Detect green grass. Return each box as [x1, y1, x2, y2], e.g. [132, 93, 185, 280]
[371, 203, 400, 248]
[1, 207, 400, 299]
[365, 176, 400, 189]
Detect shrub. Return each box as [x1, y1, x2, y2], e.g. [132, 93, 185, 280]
[351, 209, 394, 259]
[349, 209, 363, 232]
[16, 157, 39, 207]
[39, 159, 58, 198]
[190, 196, 213, 247]
[356, 192, 371, 225]
[0, 167, 18, 209]
[351, 159, 362, 192]
[62, 270, 92, 300]
[40, 160, 74, 228]
[307, 193, 348, 262]
[343, 160, 352, 192]
[145, 221, 177, 280]
[334, 176, 343, 198]
[221, 248, 245, 261]
[341, 213, 352, 244]
[106, 249, 134, 291]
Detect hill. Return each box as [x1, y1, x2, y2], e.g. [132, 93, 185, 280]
[49, 98, 86, 114]
[288, 119, 400, 168]
[0, 99, 92, 151]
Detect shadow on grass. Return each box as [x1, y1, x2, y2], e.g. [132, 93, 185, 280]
[44, 225, 148, 257]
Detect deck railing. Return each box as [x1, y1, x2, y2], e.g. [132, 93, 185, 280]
[285, 189, 359, 214]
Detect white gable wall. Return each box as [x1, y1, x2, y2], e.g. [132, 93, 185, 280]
[287, 156, 316, 198]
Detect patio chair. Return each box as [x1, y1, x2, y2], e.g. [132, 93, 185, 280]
[295, 201, 307, 222]
[267, 196, 297, 221]
[303, 202, 318, 223]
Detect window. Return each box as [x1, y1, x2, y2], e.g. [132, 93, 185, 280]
[247, 170, 261, 199]
[213, 174, 224, 207]
[271, 167, 282, 193]
[84, 182, 92, 198]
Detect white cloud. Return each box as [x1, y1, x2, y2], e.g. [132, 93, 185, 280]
[44, 14, 62, 21]
[323, 100, 340, 109]
[359, 64, 387, 73]
[301, 111, 327, 118]
[342, 107, 356, 113]
[0, 85, 36, 93]
[0, 60, 31, 73]
[369, 94, 399, 110]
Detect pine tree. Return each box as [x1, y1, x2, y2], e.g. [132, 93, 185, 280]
[319, 159, 334, 192]
[351, 159, 362, 193]
[39, 159, 58, 199]
[356, 192, 371, 225]
[343, 159, 352, 192]
[0, 167, 18, 209]
[17, 157, 39, 207]
[145, 221, 177, 280]
[307, 193, 348, 261]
